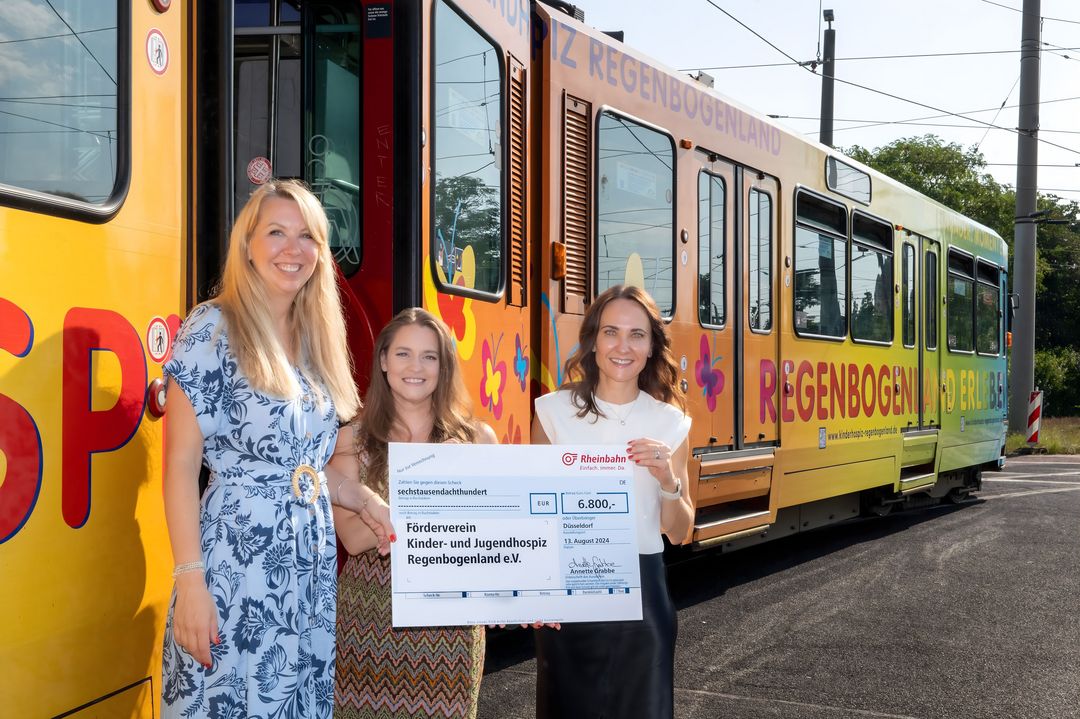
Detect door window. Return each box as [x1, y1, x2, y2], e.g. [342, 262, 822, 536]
[698, 171, 725, 327]
[748, 189, 772, 331]
[307, 3, 361, 275]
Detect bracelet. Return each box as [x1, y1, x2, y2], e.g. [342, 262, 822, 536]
[658, 478, 682, 501]
[172, 560, 205, 578]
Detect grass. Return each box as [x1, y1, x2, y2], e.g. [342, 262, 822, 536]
[1006, 416, 1080, 455]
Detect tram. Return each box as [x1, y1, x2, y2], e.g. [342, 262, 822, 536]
[0, 1, 1007, 715]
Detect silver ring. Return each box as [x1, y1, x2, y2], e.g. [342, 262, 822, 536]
[654, 449, 660, 460]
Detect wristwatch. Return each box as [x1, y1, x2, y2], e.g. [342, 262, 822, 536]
[658, 478, 681, 500]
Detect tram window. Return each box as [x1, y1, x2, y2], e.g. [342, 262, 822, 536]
[976, 262, 1001, 355]
[234, 33, 303, 213]
[925, 251, 938, 350]
[825, 157, 871, 205]
[748, 189, 772, 331]
[0, 2, 121, 206]
[947, 250, 975, 352]
[432, 0, 504, 297]
[698, 172, 725, 327]
[794, 191, 846, 338]
[597, 112, 675, 315]
[308, 4, 361, 276]
[902, 243, 915, 347]
[850, 213, 893, 344]
[236, 0, 301, 26]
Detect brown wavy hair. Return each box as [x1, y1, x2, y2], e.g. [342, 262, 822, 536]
[354, 308, 478, 493]
[562, 285, 685, 419]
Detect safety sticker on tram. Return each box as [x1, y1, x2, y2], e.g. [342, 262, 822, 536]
[146, 29, 168, 75]
[147, 316, 171, 364]
[247, 156, 273, 185]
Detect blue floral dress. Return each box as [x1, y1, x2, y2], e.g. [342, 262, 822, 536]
[161, 303, 340, 719]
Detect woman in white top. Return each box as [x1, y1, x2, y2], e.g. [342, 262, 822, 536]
[532, 284, 692, 719]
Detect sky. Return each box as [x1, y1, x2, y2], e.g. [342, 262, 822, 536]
[579, 0, 1080, 213]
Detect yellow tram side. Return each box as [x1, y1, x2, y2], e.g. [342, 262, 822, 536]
[0, 1, 184, 715]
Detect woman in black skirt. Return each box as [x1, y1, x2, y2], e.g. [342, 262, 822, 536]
[532, 285, 692, 719]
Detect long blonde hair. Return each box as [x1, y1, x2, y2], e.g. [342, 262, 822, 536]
[356, 308, 478, 493]
[562, 284, 685, 419]
[214, 179, 360, 420]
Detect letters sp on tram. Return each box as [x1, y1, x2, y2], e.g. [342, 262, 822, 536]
[0, 299, 149, 543]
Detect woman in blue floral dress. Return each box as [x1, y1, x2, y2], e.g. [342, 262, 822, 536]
[161, 180, 392, 719]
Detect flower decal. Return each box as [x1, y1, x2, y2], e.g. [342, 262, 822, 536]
[480, 336, 507, 420]
[513, 334, 529, 391]
[695, 334, 725, 412]
[424, 245, 477, 360]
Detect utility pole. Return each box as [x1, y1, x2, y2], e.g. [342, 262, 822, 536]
[819, 9, 836, 148]
[1009, 0, 1041, 434]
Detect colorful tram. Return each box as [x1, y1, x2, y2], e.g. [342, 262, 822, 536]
[0, 0, 1007, 715]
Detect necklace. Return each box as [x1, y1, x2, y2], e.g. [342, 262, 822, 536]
[598, 394, 638, 426]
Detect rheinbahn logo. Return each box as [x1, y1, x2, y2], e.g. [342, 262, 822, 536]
[561, 452, 627, 467]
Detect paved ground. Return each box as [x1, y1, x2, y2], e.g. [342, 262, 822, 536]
[477, 455, 1080, 718]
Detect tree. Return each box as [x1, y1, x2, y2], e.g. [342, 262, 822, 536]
[845, 135, 1015, 241]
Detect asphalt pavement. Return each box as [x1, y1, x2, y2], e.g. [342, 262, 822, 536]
[478, 455, 1080, 719]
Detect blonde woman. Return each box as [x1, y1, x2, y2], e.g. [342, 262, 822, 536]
[331, 308, 497, 719]
[161, 180, 391, 719]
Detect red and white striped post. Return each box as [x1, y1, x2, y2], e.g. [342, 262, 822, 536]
[1026, 390, 1043, 446]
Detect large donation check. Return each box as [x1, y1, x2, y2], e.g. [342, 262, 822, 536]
[388, 442, 642, 627]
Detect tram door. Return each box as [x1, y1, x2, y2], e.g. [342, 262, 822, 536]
[227, 0, 398, 389]
[740, 170, 780, 447]
[694, 153, 737, 448]
[920, 237, 941, 428]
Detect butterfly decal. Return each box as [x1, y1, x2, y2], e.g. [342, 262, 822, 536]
[695, 334, 725, 412]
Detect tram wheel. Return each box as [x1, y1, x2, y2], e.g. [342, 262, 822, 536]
[945, 488, 970, 505]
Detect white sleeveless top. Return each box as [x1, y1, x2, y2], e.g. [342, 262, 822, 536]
[534, 389, 691, 554]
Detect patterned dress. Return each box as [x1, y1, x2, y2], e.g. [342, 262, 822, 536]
[335, 456, 485, 719]
[161, 303, 340, 719]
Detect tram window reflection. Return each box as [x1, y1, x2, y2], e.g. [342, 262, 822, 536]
[0, 2, 120, 204]
[748, 189, 772, 332]
[432, 0, 504, 297]
[902, 243, 916, 347]
[793, 191, 846, 338]
[698, 171, 725, 327]
[975, 262, 1001, 356]
[850, 213, 893, 344]
[596, 111, 675, 315]
[947, 250, 975, 352]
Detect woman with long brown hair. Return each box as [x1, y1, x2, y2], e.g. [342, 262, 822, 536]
[330, 307, 497, 719]
[532, 284, 693, 719]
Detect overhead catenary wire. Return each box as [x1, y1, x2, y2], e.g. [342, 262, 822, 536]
[42, 0, 116, 86]
[681, 44, 1080, 72]
[977, 0, 1080, 25]
[697, 0, 1080, 158]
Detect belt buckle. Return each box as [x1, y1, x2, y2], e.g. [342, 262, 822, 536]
[291, 464, 321, 504]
